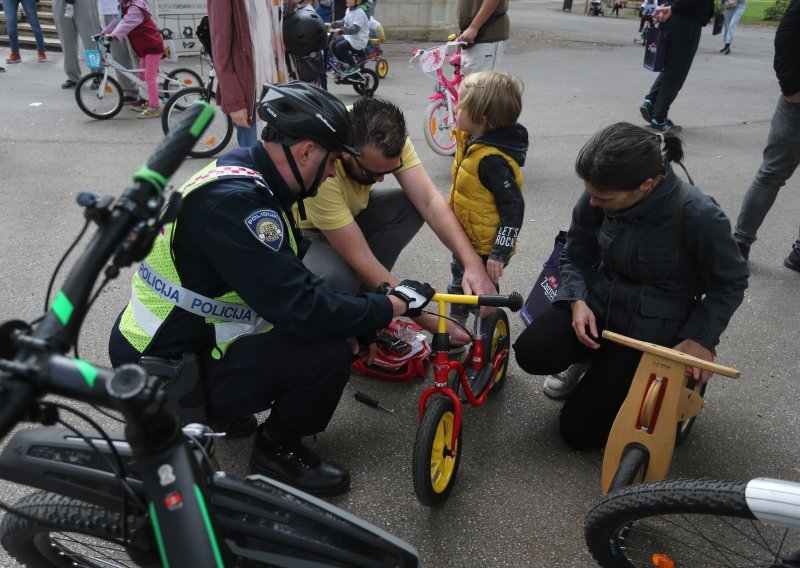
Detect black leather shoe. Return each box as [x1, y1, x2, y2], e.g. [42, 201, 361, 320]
[61, 79, 77, 89]
[784, 246, 800, 273]
[249, 429, 350, 496]
[211, 414, 257, 439]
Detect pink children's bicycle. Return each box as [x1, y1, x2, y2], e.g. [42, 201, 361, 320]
[410, 37, 464, 157]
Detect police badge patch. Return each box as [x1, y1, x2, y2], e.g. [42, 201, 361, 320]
[244, 209, 284, 251]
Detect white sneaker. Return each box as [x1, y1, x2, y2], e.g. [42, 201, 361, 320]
[543, 360, 592, 399]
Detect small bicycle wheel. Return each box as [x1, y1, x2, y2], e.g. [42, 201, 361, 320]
[412, 396, 462, 507]
[485, 309, 510, 394]
[423, 99, 457, 156]
[675, 381, 707, 447]
[585, 478, 800, 567]
[162, 67, 203, 97]
[607, 443, 649, 493]
[162, 87, 233, 158]
[75, 72, 123, 120]
[375, 57, 389, 78]
[0, 490, 159, 567]
[352, 67, 379, 96]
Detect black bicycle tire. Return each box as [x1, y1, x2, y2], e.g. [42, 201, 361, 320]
[422, 100, 456, 157]
[162, 67, 203, 96]
[607, 443, 649, 493]
[75, 72, 124, 120]
[585, 479, 769, 568]
[412, 396, 462, 507]
[484, 309, 510, 395]
[161, 87, 233, 158]
[352, 67, 379, 96]
[0, 490, 159, 567]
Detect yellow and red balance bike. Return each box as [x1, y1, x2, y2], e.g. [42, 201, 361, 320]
[412, 291, 522, 507]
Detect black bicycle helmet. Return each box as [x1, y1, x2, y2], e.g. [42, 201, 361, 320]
[283, 6, 327, 57]
[257, 81, 360, 156]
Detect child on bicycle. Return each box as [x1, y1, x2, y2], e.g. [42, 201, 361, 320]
[447, 70, 528, 328]
[101, 0, 163, 118]
[364, 15, 385, 57]
[325, 0, 369, 73]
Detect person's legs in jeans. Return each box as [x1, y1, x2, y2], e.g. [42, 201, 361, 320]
[235, 120, 259, 148]
[724, 2, 747, 46]
[734, 96, 800, 249]
[19, 0, 46, 51]
[5, 0, 22, 55]
[648, 17, 701, 123]
[332, 37, 356, 67]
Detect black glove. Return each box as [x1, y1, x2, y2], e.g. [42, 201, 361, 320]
[386, 280, 435, 317]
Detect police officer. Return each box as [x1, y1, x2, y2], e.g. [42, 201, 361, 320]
[109, 81, 435, 496]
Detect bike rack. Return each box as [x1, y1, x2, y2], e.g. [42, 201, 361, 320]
[600, 330, 740, 495]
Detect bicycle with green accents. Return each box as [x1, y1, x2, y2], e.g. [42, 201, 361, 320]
[0, 102, 418, 567]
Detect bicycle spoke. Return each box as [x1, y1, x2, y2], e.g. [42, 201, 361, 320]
[51, 531, 136, 567]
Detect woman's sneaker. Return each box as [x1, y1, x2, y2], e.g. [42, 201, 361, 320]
[639, 99, 653, 123]
[649, 118, 682, 133]
[784, 245, 800, 272]
[542, 360, 592, 399]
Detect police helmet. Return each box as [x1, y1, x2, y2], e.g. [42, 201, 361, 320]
[258, 81, 360, 156]
[282, 7, 327, 57]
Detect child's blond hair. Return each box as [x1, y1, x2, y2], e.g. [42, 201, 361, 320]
[458, 70, 523, 132]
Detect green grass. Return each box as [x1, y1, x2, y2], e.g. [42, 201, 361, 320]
[740, 0, 780, 24]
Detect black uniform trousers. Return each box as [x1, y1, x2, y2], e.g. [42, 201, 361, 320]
[203, 331, 352, 443]
[646, 14, 703, 123]
[513, 305, 642, 451]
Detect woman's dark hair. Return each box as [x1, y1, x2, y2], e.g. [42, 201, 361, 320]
[575, 122, 684, 192]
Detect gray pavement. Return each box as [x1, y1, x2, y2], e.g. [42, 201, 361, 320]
[1, 1, 799, 566]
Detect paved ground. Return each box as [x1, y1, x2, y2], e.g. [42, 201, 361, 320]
[0, 1, 798, 566]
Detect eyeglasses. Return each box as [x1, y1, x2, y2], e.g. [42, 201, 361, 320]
[353, 156, 404, 179]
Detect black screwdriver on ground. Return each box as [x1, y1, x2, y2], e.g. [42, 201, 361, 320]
[354, 391, 394, 414]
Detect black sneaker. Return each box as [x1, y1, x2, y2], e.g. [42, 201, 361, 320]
[211, 414, 258, 439]
[736, 241, 750, 261]
[649, 118, 682, 133]
[249, 427, 350, 496]
[639, 99, 653, 123]
[784, 246, 800, 273]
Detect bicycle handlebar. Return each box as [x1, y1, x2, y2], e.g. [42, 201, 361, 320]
[431, 291, 523, 312]
[0, 101, 214, 439]
[133, 101, 215, 195]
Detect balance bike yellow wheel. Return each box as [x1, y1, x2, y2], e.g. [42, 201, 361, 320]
[375, 57, 389, 78]
[412, 397, 461, 506]
[485, 309, 510, 394]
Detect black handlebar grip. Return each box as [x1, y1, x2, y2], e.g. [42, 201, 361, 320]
[478, 291, 524, 312]
[132, 101, 215, 195]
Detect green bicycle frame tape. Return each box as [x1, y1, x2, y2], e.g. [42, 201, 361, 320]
[132, 166, 168, 195]
[190, 102, 215, 137]
[148, 502, 170, 568]
[51, 290, 74, 326]
[73, 359, 98, 389]
[194, 484, 225, 567]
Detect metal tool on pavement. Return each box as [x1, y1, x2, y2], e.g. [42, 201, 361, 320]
[354, 391, 394, 414]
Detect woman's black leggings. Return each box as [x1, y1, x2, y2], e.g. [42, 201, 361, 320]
[513, 305, 643, 450]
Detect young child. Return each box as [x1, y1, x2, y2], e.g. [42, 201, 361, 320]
[325, 0, 369, 73]
[102, 0, 164, 118]
[447, 70, 528, 328]
[364, 14, 385, 57]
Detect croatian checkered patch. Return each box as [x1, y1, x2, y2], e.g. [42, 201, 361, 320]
[245, 209, 284, 251]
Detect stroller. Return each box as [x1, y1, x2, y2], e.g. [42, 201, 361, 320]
[589, 0, 604, 16]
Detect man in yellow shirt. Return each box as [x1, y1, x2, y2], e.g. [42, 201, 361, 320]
[297, 97, 495, 343]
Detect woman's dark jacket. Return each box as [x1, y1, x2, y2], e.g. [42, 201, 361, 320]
[554, 167, 748, 351]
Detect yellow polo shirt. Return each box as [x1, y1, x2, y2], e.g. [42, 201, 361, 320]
[296, 138, 421, 231]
